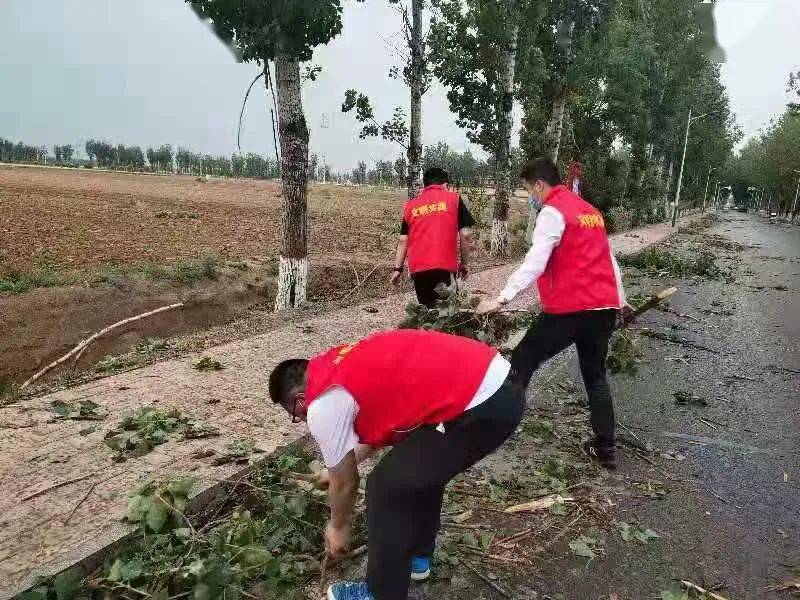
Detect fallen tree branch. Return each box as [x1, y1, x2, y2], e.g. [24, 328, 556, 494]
[63, 481, 97, 525]
[458, 558, 512, 598]
[21, 302, 184, 389]
[23, 472, 95, 502]
[680, 580, 730, 600]
[342, 265, 380, 300]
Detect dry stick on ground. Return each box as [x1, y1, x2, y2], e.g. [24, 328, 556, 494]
[63, 481, 97, 525]
[680, 580, 730, 600]
[20, 302, 184, 389]
[458, 558, 512, 598]
[342, 265, 380, 300]
[22, 472, 96, 502]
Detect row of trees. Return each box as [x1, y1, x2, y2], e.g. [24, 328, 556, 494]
[0, 138, 47, 163]
[182, 0, 738, 309]
[725, 72, 800, 218]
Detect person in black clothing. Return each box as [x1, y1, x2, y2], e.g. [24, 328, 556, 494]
[390, 168, 475, 307]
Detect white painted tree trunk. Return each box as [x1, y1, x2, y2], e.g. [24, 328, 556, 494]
[273, 50, 310, 310]
[491, 18, 519, 257]
[406, 0, 424, 200]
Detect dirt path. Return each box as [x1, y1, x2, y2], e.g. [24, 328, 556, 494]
[0, 217, 691, 598]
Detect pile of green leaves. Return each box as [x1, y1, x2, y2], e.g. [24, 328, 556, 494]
[615, 521, 660, 544]
[124, 477, 195, 533]
[26, 452, 332, 600]
[607, 330, 642, 376]
[104, 407, 218, 461]
[51, 399, 106, 421]
[620, 246, 724, 280]
[569, 534, 605, 560]
[398, 284, 536, 348]
[193, 356, 225, 372]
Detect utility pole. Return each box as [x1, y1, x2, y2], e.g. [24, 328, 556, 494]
[701, 166, 716, 212]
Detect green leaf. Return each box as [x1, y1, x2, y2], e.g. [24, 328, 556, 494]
[51, 400, 70, 417]
[107, 558, 144, 583]
[659, 592, 689, 600]
[19, 588, 49, 600]
[166, 477, 195, 498]
[616, 521, 633, 542]
[479, 532, 494, 550]
[569, 538, 596, 559]
[53, 568, 83, 600]
[145, 497, 170, 533]
[239, 545, 273, 569]
[634, 528, 660, 543]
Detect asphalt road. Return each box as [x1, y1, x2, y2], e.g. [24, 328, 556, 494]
[541, 212, 800, 599]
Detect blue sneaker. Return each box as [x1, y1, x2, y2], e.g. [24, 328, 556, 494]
[410, 556, 431, 581]
[327, 581, 374, 600]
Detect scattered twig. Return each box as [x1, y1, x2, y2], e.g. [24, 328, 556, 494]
[22, 472, 95, 502]
[21, 303, 184, 388]
[535, 512, 584, 554]
[342, 265, 380, 300]
[680, 580, 730, 600]
[458, 558, 512, 598]
[698, 417, 719, 430]
[349, 262, 361, 287]
[458, 546, 529, 564]
[699, 487, 730, 504]
[63, 481, 97, 524]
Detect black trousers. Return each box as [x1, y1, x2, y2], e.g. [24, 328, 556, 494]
[411, 269, 455, 308]
[365, 376, 524, 600]
[511, 309, 618, 447]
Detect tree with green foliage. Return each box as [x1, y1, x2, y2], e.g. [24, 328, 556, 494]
[341, 0, 429, 199]
[429, 0, 541, 256]
[187, 0, 358, 309]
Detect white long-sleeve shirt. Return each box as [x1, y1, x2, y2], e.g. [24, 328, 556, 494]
[498, 206, 626, 306]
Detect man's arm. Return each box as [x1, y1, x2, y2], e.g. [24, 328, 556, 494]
[458, 197, 476, 277]
[497, 207, 565, 302]
[328, 450, 359, 529]
[476, 207, 565, 314]
[391, 219, 410, 284]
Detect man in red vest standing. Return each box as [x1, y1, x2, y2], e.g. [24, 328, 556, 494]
[478, 157, 626, 469]
[269, 329, 523, 600]
[390, 168, 475, 307]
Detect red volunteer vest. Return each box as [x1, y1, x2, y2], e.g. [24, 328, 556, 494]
[305, 330, 497, 447]
[537, 185, 621, 314]
[403, 185, 460, 274]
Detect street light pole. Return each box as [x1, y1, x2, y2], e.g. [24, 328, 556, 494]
[672, 108, 693, 227]
[791, 169, 800, 223]
[701, 166, 715, 212]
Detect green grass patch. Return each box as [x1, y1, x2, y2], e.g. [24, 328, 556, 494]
[1, 254, 222, 295]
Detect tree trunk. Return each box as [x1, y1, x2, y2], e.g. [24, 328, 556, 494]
[491, 20, 519, 257]
[273, 53, 309, 310]
[663, 158, 674, 221]
[547, 89, 568, 165]
[406, 0, 424, 199]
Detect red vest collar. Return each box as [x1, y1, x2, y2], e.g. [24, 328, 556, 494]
[543, 185, 568, 205]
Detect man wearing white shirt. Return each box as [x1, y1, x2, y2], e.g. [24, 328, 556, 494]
[268, 329, 524, 600]
[478, 157, 626, 469]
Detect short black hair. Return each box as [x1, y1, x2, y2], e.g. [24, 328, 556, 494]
[269, 359, 309, 406]
[423, 167, 450, 187]
[520, 157, 562, 186]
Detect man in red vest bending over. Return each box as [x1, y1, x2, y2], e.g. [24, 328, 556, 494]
[478, 157, 626, 469]
[390, 168, 475, 307]
[269, 329, 523, 600]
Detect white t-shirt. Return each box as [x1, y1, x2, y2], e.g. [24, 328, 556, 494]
[498, 205, 626, 308]
[306, 354, 511, 468]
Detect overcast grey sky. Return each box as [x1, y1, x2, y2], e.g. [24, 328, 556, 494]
[0, 0, 798, 171]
